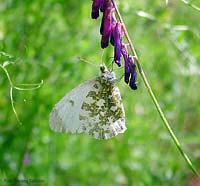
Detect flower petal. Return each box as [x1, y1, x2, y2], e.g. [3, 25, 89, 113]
[121, 44, 130, 84]
[110, 13, 117, 46]
[128, 56, 137, 90]
[91, 0, 104, 19]
[100, 0, 112, 12]
[113, 22, 122, 66]
[101, 7, 113, 48]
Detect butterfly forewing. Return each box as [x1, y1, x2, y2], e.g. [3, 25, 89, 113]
[49, 78, 97, 133]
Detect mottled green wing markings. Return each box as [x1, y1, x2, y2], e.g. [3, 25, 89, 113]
[79, 75, 126, 139]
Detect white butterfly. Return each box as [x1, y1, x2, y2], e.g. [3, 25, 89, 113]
[49, 64, 126, 140]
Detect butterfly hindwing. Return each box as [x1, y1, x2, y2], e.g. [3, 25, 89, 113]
[79, 77, 126, 139]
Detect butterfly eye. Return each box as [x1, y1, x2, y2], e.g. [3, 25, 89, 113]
[100, 64, 106, 73]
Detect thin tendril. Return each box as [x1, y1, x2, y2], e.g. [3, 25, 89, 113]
[0, 64, 43, 124]
[10, 87, 22, 125]
[111, 0, 199, 177]
[14, 80, 43, 91]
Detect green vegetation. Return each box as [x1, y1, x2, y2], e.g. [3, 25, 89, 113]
[0, 1, 199, 185]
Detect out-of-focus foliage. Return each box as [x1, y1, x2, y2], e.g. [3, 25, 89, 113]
[0, 0, 200, 185]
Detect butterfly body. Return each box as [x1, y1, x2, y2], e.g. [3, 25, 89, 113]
[49, 65, 126, 139]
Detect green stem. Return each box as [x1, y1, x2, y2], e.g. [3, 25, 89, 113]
[111, 0, 199, 177]
[180, 0, 200, 12]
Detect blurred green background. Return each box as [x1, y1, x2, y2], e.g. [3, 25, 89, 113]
[0, 0, 200, 185]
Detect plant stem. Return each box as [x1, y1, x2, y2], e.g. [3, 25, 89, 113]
[111, 0, 199, 177]
[180, 0, 200, 12]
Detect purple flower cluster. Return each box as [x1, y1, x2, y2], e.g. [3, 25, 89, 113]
[91, 0, 137, 90]
[23, 152, 30, 166]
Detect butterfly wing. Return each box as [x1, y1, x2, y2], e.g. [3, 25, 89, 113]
[79, 78, 126, 140]
[49, 78, 97, 134]
[49, 74, 126, 140]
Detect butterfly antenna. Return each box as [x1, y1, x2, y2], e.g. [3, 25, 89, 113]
[100, 50, 105, 65]
[108, 58, 125, 72]
[106, 57, 114, 70]
[117, 74, 124, 82]
[77, 57, 98, 69]
[111, 60, 114, 71]
[115, 65, 124, 71]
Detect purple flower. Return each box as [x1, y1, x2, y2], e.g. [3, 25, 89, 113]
[102, 12, 116, 41]
[91, 0, 104, 19]
[110, 13, 117, 45]
[101, 7, 113, 48]
[91, 0, 138, 90]
[121, 44, 130, 83]
[113, 22, 122, 66]
[128, 56, 137, 90]
[121, 44, 137, 90]
[92, 0, 116, 49]
[23, 152, 30, 166]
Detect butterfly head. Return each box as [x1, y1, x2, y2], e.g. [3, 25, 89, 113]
[99, 64, 116, 84]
